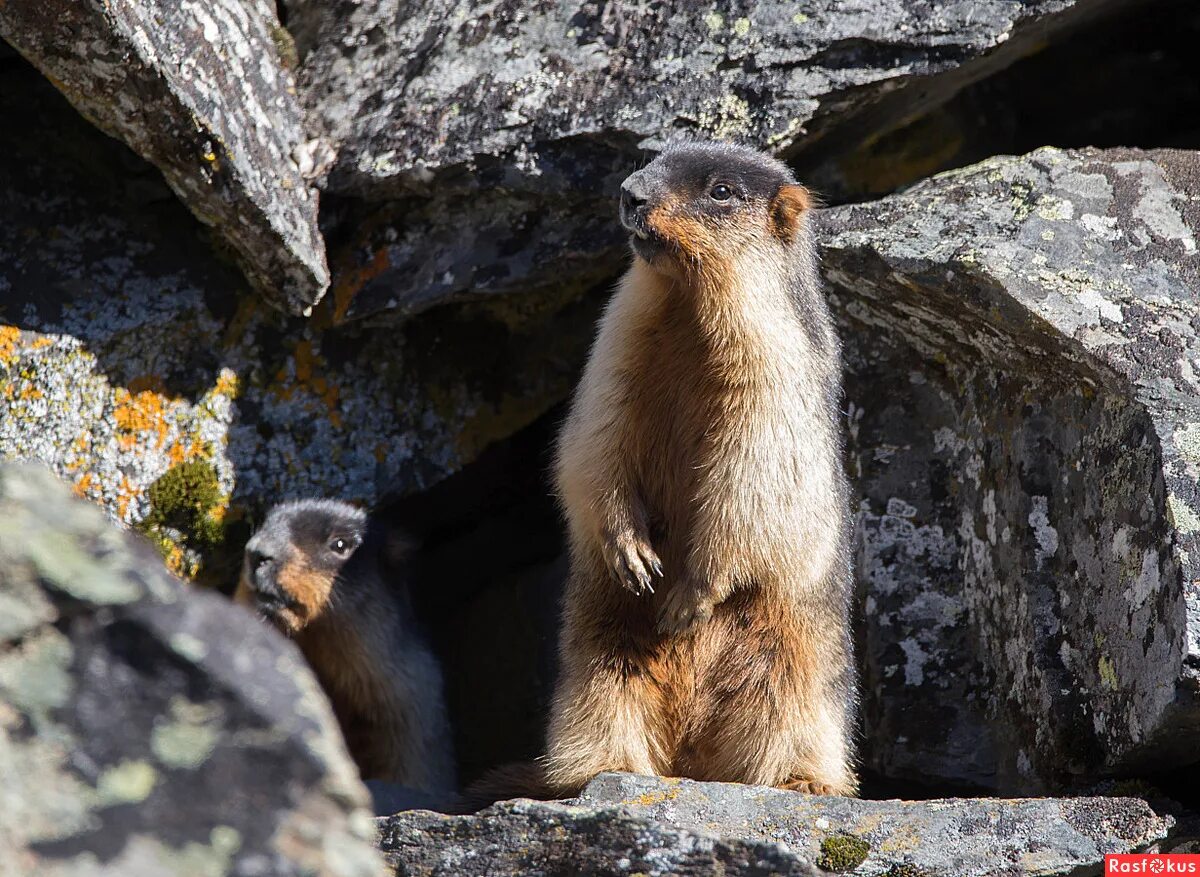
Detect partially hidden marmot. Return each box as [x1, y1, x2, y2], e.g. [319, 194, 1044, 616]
[547, 141, 858, 796]
[235, 499, 456, 794]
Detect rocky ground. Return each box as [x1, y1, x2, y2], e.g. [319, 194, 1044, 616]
[1, 0, 1200, 874]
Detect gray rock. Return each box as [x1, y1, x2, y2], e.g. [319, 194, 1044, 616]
[820, 147, 1200, 791]
[0, 0, 329, 313]
[378, 800, 820, 877]
[285, 0, 1130, 321]
[0, 463, 385, 875]
[0, 61, 593, 585]
[378, 772, 1171, 877]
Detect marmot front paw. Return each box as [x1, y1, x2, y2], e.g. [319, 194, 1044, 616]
[656, 583, 714, 635]
[603, 528, 663, 595]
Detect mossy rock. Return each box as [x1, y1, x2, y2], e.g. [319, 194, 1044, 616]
[884, 865, 932, 877]
[137, 460, 247, 588]
[817, 834, 870, 872]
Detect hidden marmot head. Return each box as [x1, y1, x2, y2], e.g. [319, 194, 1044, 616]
[237, 498, 370, 635]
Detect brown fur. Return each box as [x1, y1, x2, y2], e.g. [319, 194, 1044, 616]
[236, 506, 455, 793]
[546, 146, 857, 798]
[457, 761, 555, 813]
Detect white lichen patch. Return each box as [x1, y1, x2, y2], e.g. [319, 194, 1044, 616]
[1028, 496, 1059, 568]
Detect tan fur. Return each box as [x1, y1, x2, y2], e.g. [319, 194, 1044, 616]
[547, 175, 857, 797]
[275, 559, 334, 632]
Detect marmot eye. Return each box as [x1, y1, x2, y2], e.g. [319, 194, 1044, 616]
[330, 538, 353, 556]
[710, 184, 735, 201]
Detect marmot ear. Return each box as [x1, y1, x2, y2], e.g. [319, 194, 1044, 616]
[770, 184, 812, 243]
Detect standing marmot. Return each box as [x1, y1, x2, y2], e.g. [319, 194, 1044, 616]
[547, 141, 857, 796]
[235, 499, 456, 794]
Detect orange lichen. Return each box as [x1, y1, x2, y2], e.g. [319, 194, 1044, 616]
[0, 325, 19, 366]
[113, 388, 170, 450]
[329, 247, 391, 326]
[73, 472, 96, 499]
[166, 438, 207, 466]
[115, 475, 139, 521]
[272, 340, 344, 427]
[212, 369, 240, 399]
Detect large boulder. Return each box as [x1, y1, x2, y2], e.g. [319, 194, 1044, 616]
[0, 463, 384, 875]
[821, 147, 1200, 791]
[283, 0, 1132, 322]
[0, 59, 592, 586]
[0, 0, 329, 313]
[378, 773, 1172, 877]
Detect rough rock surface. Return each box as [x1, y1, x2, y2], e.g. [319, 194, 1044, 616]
[378, 772, 1171, 877]
[821, 146, 1200, 791]
[0, 0, 329, 313]
[379, 800, 821, 877]
[0, 61, 591, 585]
[286, 0, 1128, 322]
[0, 463, 384, 876]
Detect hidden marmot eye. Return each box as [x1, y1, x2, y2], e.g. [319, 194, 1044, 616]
[710, 183, 734, 201]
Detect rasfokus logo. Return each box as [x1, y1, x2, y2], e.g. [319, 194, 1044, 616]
[1106, 855, 1200, 873]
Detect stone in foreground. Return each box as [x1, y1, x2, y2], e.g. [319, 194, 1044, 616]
[0, 464, 383, 876]
[820, 147, 1200, 791]
[0, 0, 329, 313]
[378, 773, 1171, 877]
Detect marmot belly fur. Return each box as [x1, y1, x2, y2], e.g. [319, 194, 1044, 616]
[547, 141, 858, 796]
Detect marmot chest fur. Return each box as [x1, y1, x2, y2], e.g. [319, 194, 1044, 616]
[548, 141, 858, 796]
[236, 499, 456, 794]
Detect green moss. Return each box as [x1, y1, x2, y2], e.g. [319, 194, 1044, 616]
[269, 23, 299, 70]
[140, 460, 223, 547]
[137, 460, 248, 588]
[817, 834, 870, 872]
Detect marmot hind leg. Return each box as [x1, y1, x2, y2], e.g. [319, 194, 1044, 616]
[677, 598, 857, 795]
[544, 572, 667, 791]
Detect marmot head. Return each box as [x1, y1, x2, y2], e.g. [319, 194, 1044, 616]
[619, 141, 812, 277]
[237, 499, 369, 635]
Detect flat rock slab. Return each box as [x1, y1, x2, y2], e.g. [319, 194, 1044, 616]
[0, 0, 329, 313]
[581, 774, 1171, 877]
[0, 464, 383, 875]
[377, 773, 1171, 877]
[820, 147, 1200, 790]
[378, 798, 820, 877]
[285, 0, 1127, 321]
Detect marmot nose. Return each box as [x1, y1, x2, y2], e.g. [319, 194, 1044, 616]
[247, 548, 272, 572]
[620, 188, 645, 222]
[620, 177, 650, 230]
